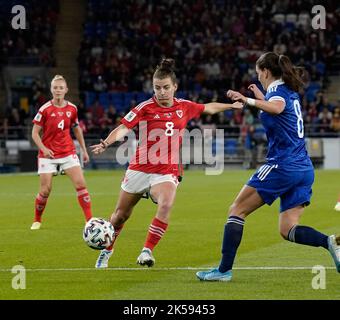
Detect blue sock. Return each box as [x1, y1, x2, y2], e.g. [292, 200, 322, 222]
[218, 216, 244, 273]
[287, 225, 328, 249]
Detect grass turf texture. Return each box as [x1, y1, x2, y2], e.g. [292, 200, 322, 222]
[0, 170, 339, 300]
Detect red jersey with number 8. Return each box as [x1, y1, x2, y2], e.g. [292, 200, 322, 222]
[120, 96, 204, 176]
[32, 100, 79, 158]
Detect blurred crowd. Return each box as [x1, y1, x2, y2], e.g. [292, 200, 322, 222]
[0, 0, 340, 140]
[0, 0, 59, 67]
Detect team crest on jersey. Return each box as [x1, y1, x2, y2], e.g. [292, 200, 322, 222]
[125, 111, 137, 122]
[176, 110, 183, 118]
[66, 111, 71, 118]
[34, 113, 42, 122]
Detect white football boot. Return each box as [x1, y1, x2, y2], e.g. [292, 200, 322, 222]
[95, 249, 113, 268]
[334, 202, 340, 212]
[30, 222, 41, 230]
[136, 248, 155, 267]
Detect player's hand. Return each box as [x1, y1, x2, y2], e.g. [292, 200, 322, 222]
[248, 84, 264, 100]
[82, 150, 90, 164]
[41, 147, 54, 159]
[231, 101, 244, 109]
[226, 90, 246, 103]
[90, 139, 107, 154]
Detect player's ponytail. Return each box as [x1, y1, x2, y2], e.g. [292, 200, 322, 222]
[153, 58, 177, 84]
[256, 52, 305, 92]
[278, 55, 305, 92]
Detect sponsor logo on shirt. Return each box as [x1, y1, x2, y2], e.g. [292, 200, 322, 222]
[154, 114, 160, 119]
[51, 113, 56, 117]
[125, 111, 137, 122]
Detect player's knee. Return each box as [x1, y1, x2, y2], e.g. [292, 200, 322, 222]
[157, 201, 172, 215]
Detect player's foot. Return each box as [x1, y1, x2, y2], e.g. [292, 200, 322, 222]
[95, 249, 113, 269]
[334, 202, 340, 211]
[196, 268, 232, 282]
[30, 221, 41, 230]
[328, 235, 340, 273]
[136, 248, 155, 267]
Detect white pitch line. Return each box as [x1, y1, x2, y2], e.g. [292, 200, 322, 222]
[0, 266, 335, 272]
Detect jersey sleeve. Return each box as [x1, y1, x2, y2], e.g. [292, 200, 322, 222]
[120, 105, 144, 129]
[32, 109, 45, 127]
[185, 101, 205, 120]
[265, 87, 287, 107]
[72, 109, 79, 127]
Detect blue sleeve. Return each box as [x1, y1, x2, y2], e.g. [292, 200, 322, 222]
[265, 86, 288, 106]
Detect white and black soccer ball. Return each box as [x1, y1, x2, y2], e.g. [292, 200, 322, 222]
[83, 218, 115, 250]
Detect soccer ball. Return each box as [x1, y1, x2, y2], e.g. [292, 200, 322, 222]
[83, 217, 115, 250]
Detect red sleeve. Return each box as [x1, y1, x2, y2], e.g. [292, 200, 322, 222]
[186, 101, 205, 120]
[32, 110, 44, 127]
[73, 109, 79, 127]
[120, 106, 144, 129]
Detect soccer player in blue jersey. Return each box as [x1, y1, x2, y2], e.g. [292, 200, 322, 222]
[196, 52, 340, 282]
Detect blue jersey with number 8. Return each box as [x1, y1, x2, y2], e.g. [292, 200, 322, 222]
[260, 80, 312, 170]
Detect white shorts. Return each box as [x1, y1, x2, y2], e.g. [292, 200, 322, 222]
[38, 154, 80, 174]
[121, 169, 179, 194]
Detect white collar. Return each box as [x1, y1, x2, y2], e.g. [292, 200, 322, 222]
[267, 79, 284, 91]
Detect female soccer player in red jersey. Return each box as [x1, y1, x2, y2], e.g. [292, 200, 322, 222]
[31, 75, 92, 230]
[91, 59, 243, 268]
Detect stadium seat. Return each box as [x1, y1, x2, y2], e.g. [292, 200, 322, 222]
[224, 139, 238, 156]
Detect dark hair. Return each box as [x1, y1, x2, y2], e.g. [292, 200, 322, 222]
[153, 58, 177, 84]
[256, 52, 305, 92]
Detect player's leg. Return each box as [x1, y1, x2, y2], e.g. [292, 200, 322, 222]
[31, 173, 54, 229]
[280, 204, 340, 272]
[63, 159, 92, 222]
[137, 181, 177, 267]
[95, 189, 142, 268]
[196, 185, 265, 281]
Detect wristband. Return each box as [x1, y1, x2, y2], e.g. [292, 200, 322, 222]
[246, 98, 256, 106]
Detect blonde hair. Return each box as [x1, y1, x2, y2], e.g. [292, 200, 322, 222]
[51, 75, 67, 85]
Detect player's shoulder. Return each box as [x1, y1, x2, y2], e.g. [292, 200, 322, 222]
[175, 97, 193, 104]
[38, 100, 53, 113]
[66, 101, 78, 110]
[134, 98, 154, 111]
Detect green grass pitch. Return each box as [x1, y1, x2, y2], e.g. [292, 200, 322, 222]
[0, 169, 339, 300]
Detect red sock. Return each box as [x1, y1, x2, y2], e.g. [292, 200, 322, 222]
[144, 217, 168, 251]
[76, 188, 92, 221]
[106, 224, 124, 250]
[34, 193, 48, 222]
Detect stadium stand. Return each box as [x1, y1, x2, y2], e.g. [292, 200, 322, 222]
[0, 0, 339, 171]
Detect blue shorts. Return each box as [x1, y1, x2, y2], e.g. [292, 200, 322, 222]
[247, 164, 314, 212]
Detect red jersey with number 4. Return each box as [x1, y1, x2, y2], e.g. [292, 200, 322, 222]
[32, 100, 79, 159]
[120, 97, 205, 176]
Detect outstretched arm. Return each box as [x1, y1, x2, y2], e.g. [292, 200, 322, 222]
[227, 90, 285, 115]
[90, 124, 131, 154]
[203, 101, 243, 115]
